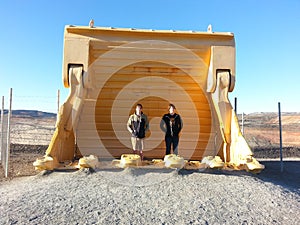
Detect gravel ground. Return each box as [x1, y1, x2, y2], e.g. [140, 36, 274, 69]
[0, 161, 299, 225]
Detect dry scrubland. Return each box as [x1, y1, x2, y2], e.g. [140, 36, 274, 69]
[0, 111, 299, 224]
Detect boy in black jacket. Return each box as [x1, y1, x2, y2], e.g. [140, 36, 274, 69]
[160, 103, 183, 155]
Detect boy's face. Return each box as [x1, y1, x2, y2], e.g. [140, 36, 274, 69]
[136, 106, 142, 114]
[169, 106, 175, 114]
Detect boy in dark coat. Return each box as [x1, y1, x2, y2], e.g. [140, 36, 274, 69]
[160, 103, 183, 155]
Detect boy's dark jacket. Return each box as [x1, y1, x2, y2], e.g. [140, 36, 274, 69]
[161, 113, 183, 137]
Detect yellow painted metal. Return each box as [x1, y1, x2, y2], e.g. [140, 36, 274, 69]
[201, 156, 224, 169]
[164, 154, 185, 169]
[34, 25, 264, 172]
[33, 156, 58, 171]
[119, 154, 142, 167]
[77, 155, 99, 169]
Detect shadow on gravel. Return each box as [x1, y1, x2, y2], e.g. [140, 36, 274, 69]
[50, 160, 299, 194]
[256, 160, 300, 194]
[178, 160, 300, 195]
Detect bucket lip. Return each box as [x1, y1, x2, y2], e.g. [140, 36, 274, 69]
[65, 25, 234, 38]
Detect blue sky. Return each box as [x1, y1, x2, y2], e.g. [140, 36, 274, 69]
[0, 0, 299, 113]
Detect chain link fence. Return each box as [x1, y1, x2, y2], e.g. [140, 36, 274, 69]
[237, 112, 300, 159]
[1, 89, 300, 179]
[0, 89, 58, 178]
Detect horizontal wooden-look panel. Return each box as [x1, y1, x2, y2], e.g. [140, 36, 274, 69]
[76, 58, 215, 160]
[91, 45, 207, 56]
[90, 40, 210, 56]
[94, 71, 206, 83]
[90, 47, 207, 59]
[91, 49, 209, 62]
[90, 41, 210, 52]
[81, 130, 212, 139]
[95, 77, 205, 87]
[77, 121, 212, 133]
[98, 83, 202, 91]
[93, 100, 211, 109]
[77, 126, 212, 138]
[92, 101, 210, 111]
[90, 40, 212, 51]
[81, 147, 209, 160]
[82, 114, 211, 124]
[96, 71, 198, 81]
[91, 60, 207, 71]
[77, 138, 209, 151]
[91, 61, 205, 74]
[93, 91, 207, 101]
[92, 108, 211, 119]
[92, 99, 209, 110]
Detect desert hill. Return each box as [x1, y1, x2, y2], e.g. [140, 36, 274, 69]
[238, 112, 300, 148]
[10, 110, 56, 118]
[1, 110, 56, 146]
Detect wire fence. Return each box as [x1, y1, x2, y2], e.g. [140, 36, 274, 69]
[1, 88, 300, 178]
[0, 89, 58, 177]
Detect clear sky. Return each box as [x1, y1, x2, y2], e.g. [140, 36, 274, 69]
[0, 0, 299, 113]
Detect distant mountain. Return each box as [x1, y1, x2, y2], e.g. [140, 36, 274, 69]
[0, 110, 56, 118]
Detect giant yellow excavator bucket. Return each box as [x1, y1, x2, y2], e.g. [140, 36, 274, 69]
[34, 24, 264, 172]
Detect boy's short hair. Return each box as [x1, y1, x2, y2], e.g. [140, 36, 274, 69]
[168, 103, 176, 110]
[136, 103, 143, 109]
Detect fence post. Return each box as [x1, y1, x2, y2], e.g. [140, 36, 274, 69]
[234, 97, 237, 114]
[278, 102, 283, 173]
[5, 88, 12, 178]
[0, 96, 4, 162]
[241, 112, 244, 135]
